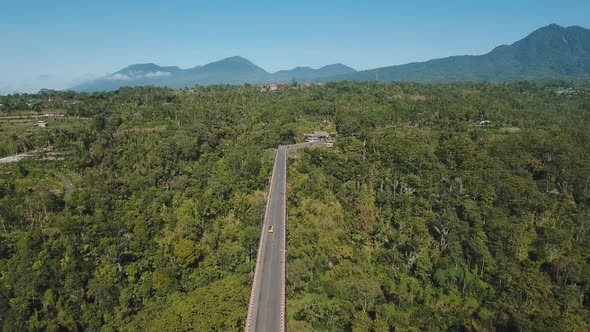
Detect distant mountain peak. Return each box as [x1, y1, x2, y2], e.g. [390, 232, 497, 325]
[224, 55, 250, 61]
[195, 56, 268, 77]
[509, 23, 590, 60]
[322, 63, 350, 68]
[118, 63, 162, 73]
[319, 63, 356, 72]
[215, 56, 257, 66]
[71, 56, 357, 91]
[545, 23, 564, 29]
[524, 23, 590, 40]
[70, 23, 590, 92]
[325, 23, 590, 83]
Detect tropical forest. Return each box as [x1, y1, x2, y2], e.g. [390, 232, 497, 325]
[0, 82, 589, 331]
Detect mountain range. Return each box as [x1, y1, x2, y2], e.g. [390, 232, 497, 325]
[71, 24, 590, 92]
[71, 57, 356, 92]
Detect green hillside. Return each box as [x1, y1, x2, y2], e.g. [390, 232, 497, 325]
[325, 24, 590, 82]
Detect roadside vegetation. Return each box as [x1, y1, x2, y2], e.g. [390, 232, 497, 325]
[0, 82, 589, 330]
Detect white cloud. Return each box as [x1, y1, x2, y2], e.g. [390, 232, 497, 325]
[108, 73, 132, 81]
[105, 70, 172, 81]
[145, 71, 172, 78]
[1, 72, 101, 93]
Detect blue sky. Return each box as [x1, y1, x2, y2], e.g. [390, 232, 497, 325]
[0, 0, 588, 93]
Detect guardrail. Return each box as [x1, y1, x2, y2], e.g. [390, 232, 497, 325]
[245, 148, 278, 332]
[280, 147, 286, 332]
[245, 142, 329, 331]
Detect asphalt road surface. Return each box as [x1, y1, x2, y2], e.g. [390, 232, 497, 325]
[246, 146, 287, 332]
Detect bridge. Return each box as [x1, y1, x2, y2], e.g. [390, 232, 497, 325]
[245, 142, 327, 332]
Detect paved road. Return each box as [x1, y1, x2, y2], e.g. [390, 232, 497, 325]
[246, 146, 287, 332]
[245, 141, 331, 331]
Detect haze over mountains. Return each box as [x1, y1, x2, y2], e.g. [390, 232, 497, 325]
[72, 57, 357, 92]
[71, 24, 590, 92]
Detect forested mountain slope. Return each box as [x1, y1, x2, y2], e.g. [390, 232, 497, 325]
[324, 24, 590, 82]
[0, 82, 589, 330]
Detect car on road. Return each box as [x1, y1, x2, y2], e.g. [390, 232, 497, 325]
[268, 225, 274, 233]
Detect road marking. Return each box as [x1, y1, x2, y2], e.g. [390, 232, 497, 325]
[245, 149, 278, 332]
[246, 145, 323, 332]
[280, 148, 287, 332]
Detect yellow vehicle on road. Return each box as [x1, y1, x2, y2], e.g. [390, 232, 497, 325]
[268, 225, 274, 233]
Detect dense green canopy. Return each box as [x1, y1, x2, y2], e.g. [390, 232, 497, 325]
[0, 82, 588, 331]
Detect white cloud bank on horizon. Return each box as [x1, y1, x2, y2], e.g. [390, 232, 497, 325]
[145, 71, 172, 78]
[0, 69, 174, 94]
[108, 73, 132, 81]
[0, 72, 102, 95]
[106, 71, 172, 81]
